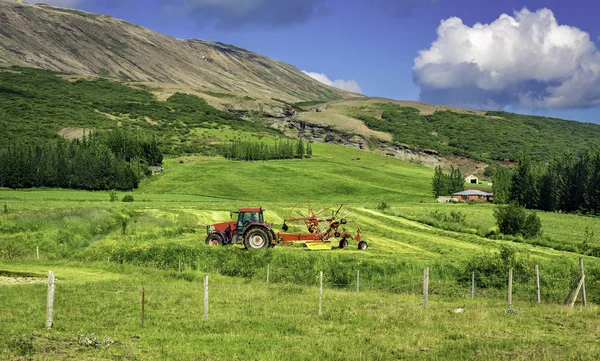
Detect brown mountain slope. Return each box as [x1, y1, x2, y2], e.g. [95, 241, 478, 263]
[0, 1, 357, 102]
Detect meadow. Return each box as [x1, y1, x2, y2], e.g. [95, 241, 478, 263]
[2, 143, 600, 360]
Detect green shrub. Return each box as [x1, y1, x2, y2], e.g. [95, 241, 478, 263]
[464, 245, 534, 289]
[376, 201, 390, 211]
[427, 210, 467, 226]
[122, 195, 134, 202]
[109, 190, 118, 202]
[493, 203, 542, 239]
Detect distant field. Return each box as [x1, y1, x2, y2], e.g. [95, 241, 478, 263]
[390, 203, 600, 253]
[138, 143, 433, 203]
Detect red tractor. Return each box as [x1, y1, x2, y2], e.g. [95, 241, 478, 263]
[205, 207, 276, 249]
[205, 203, 367, 250]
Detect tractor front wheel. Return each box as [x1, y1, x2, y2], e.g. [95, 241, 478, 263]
[357, 240, 368, 250]
[206, 233, 224, 246]
[244, 227, 270, 250]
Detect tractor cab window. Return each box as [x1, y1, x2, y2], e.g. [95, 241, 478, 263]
[238, 212, 263, 230]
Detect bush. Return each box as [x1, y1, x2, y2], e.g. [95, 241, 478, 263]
[464, 245, 534, 289]
[428, 210, 467, 225]
[493, 203, 541, 239]
[376, 201, 390, 211]
[122, 195, 134, 202]
[109, 190, 118, 202]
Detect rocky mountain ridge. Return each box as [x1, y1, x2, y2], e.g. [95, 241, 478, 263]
[0, 0, 356, 102]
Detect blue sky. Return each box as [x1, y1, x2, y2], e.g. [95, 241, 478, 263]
[31, 0, 600, 124]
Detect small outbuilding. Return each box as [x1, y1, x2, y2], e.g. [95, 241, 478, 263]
[465, 175, 479, 184]
[452, 190, 493, 203]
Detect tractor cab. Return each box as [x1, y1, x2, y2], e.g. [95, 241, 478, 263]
[232, 208, 264, 235]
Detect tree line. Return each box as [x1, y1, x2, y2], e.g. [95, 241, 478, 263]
[431, 166, 464, 197]
[492, 149, 600, 214]
[0, 129, 162, 191]
[219, 139, 312, 161]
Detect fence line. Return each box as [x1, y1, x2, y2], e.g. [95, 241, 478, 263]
[40, 260, 592, 329]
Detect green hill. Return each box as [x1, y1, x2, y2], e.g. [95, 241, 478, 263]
[0, 66, 280, 154]
[306, 100, 600, 162]
[139, 144, 432, 203]
[4, 67, 600, 167]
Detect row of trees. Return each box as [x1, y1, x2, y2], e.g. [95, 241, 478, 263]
[432, 166, 464, 198]
[219, 139, 312, 161]
[492, 150, 600, 214]
[0, 130, 162, 191]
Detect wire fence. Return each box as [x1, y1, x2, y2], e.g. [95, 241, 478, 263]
[32, 259, 592, 330]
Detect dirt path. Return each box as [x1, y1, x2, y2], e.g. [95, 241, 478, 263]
[0, 276, 46, 285]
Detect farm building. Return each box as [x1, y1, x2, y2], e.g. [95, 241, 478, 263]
[465, 175, 479, 184]
[452, 190, 493, 203]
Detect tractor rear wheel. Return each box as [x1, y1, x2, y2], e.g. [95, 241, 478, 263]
[244, 227, 270, 250]
[357, 240, 368, 250]
[339, 238, 349, 249]
[206, 233, 223, 246]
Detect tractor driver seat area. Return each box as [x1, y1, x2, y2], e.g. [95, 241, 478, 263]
[237, 212, 263, 234]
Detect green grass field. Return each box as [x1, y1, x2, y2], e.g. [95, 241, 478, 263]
[2, 143, 600, 359]
[2, 260, 599, 361]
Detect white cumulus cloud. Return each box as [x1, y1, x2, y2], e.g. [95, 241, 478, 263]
[302, 70, 362, 94]
[413, 8, 600, 109]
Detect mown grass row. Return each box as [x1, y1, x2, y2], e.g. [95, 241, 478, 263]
[2, 194, 597, 304]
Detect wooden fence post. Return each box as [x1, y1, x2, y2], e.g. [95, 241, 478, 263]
[535, 264, 540, 304]
[45, 271, 55, 329]
[178, 257, 181, 273]
[471, 272, 475, 298]
[570, 276, 585, 307]
[267, 263, 270, 283]
[318, 271, 323, 316]
[508, 268, 513, 307]
[563, 274, 582, 305]
[141, 286, 145, 328]
[204, 275, 209, 321]
[36, 246, 39, 260]
[579, 258, 586, 306]
[423, 267, 429, 308]
[356, 270, 360, 292]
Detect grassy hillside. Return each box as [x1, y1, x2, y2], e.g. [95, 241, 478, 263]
[140, 144, 432, 203]
[5, 66, 599, 171]
[0, 66, 280, 154]
[303, 99, 600, 162]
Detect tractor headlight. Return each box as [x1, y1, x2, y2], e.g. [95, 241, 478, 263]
[207, 225, 215, 235]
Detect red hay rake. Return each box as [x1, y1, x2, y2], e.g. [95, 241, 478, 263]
[276, 202, 368, 250]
